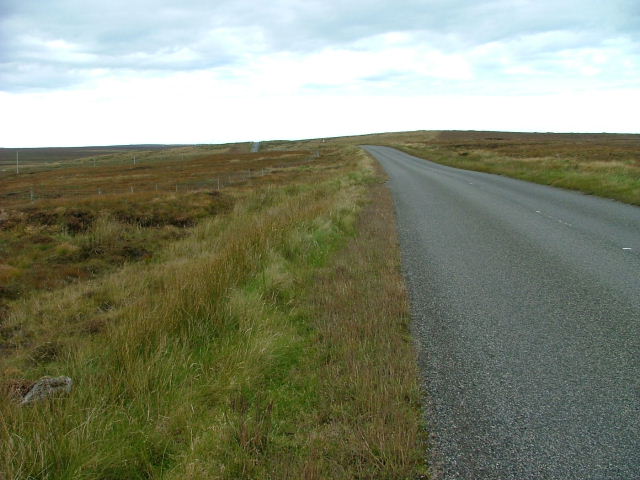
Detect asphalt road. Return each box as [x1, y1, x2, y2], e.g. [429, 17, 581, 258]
[364, 146, 640, 479]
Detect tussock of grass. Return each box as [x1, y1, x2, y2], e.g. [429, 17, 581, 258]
[0, 191, 233, 310]
[0, 147, 426, 478]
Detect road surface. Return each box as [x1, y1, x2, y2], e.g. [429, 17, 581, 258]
[364, 146, 640, 479]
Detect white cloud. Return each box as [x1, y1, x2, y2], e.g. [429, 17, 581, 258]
[1, 0, 639, 145]
[2, 76, 638, 147]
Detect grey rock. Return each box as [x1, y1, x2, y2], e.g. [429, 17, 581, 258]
[21, 376, 73, 404]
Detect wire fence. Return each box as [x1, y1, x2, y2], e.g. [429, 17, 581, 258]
[1, 151, 321, 205]
[1, 169, 266, 204]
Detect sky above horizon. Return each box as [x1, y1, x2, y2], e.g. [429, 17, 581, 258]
[1, 0, 639, 147]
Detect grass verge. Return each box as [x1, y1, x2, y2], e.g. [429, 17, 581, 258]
[395, 142, 640, 206]
[294, 177, 428, 478]
[0, 147, 426, 479]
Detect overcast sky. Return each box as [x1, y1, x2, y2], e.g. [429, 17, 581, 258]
[1, 0, 639, 147]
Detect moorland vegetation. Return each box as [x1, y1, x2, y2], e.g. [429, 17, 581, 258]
[0, 143, 426, 479]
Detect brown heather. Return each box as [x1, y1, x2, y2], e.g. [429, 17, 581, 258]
[0, 144, 426, 479]
[283, 129, 640, 206]
[3, 128, 635, 478]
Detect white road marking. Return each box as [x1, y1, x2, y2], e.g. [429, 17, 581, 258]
[534, 209, 571, 227]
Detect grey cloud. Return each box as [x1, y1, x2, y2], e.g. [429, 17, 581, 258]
[1, 0, 638, 92]
[1, 0, 257, 90]
[279, 0, 639, 50]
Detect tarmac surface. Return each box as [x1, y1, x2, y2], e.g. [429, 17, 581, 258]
[365, 145, 640, 479]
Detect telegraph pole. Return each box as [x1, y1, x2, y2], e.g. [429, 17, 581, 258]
[16, 150, 19, 174]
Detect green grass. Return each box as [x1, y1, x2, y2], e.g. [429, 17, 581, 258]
[263, 129, 640, 206]
[397, 143, 640, 205]
[0, 191, 234, 312]
[1, 147, 426, 479]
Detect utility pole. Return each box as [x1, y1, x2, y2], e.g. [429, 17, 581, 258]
[16, 151, 19, 174]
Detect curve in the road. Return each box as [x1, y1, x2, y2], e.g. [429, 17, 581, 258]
[365, 145, 640, 480]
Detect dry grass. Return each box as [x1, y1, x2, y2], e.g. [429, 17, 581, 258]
[0, 145, 426, 478]
[0, 148, 313, 205]
[397, 137, 640, 205]
[0, 190, 234, 316]
[0, 146, 335, 314]
[293, 129, 640, 205]
[295, 178, 427, 479]
[0, 142, 253, 174]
